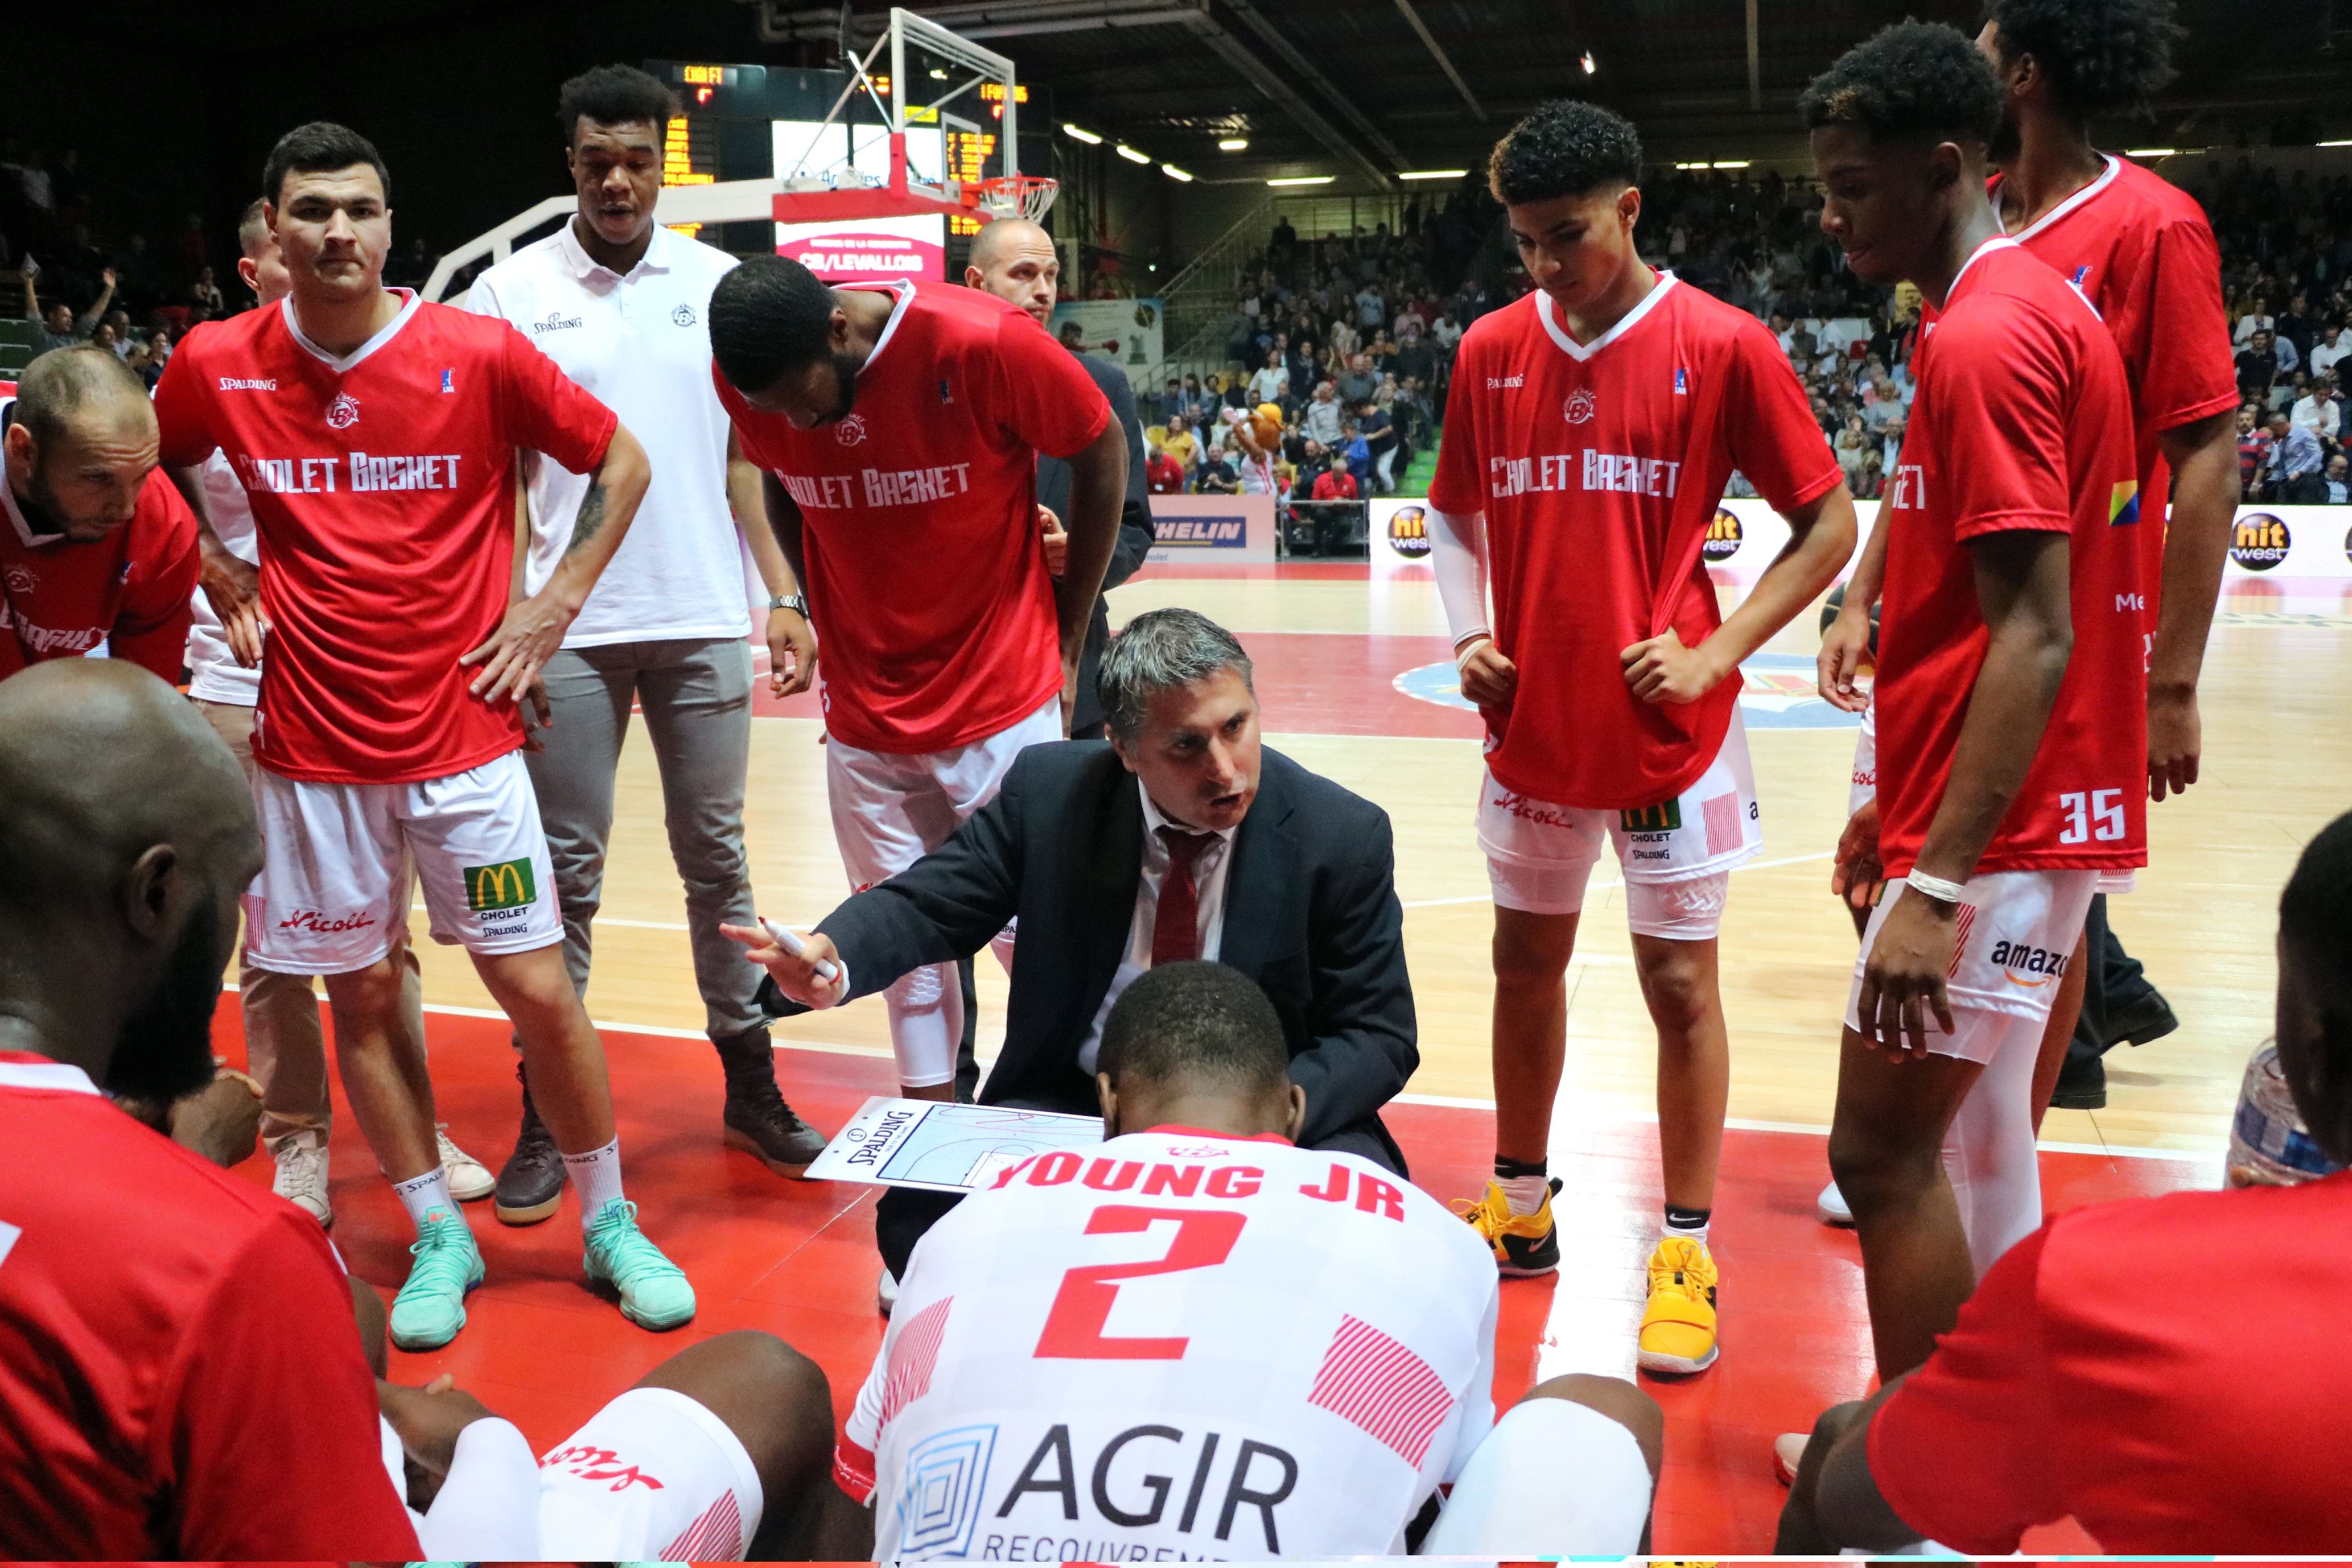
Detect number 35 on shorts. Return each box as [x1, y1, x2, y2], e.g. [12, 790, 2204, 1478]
[2057, 789, 2127, 845]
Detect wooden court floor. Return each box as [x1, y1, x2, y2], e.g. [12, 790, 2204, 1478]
[361, 568, 2349, 1164]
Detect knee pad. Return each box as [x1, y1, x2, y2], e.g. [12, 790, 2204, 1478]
[1626, 872, 1728, 940]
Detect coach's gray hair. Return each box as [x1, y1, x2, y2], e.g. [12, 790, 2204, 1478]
[1098, 608, 1255, 744]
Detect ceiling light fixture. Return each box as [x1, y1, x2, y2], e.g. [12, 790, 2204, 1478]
[1116, 143, 1152, 164]
[1062, 124, 1103, 144]
[1162, 163, 1194, 181]
[1399, 169, 1467, 180]
[2124, 147, 2176, 158]
[1218, 137, 1250, 151]
[1580, 51, 1596, 73]
[1713, 160, 1750, 169]
[1266, 175, 1335, 187]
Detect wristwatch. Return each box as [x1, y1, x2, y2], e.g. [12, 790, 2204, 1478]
[768, 593, 809, 618]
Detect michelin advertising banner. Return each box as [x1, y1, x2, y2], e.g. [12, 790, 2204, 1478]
[1147, 494, 1277, 565]
[1049, 299, 1165, 394]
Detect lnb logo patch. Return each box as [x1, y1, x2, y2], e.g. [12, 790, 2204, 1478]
[2230, 513, 2290, 572]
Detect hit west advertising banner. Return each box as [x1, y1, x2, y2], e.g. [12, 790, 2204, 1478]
[1373, 499, 2352, 588]
[1147, 494, 1276, 565]
[1048, 299, 1164, 394]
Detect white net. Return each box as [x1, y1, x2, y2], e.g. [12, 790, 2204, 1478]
[972, 176, 1060, 222]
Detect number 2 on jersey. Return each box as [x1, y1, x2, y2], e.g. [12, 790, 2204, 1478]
[1033, 1206, 1246, 1360]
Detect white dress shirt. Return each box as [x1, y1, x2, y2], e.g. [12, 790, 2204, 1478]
[1076, 781, 1240, 1072]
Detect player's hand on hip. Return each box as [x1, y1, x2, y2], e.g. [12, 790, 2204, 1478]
[766, 605, 817, 698]
[1455, 634, 1518, 709]
[1855, 887, 1959, 1059]
[460, 589, 574, 706]
[1039, 504, 1068, 578]
[197, 543, 267, 667]
[1816, 601, 1873, 711]
[1831, 797, 1885, 912]
[721, 922, 847, 1009]
[517, 674, 554, 753]
[2146, 684, 2201, 802]
[1620, 627, 1726, 705]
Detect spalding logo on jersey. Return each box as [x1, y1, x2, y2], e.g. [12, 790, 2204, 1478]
[1563, 388, 1597, 425]
[835, 413, 870, 447]
[326, 392, 361, 431]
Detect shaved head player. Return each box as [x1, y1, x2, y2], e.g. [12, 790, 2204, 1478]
[153, 121, 691, 1354]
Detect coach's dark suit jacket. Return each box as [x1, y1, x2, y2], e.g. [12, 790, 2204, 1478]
[800, 739, 1418, 1164]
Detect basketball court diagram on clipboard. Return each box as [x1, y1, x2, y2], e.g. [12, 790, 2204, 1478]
[805, 1096, 1104, 1192]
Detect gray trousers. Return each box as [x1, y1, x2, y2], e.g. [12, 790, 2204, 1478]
[521, 637, 765, 1042]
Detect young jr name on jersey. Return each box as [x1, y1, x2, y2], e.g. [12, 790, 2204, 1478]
[153, 291, 619, 785]
[837, 1128, 1500, 1561]
[1430, 275, 1844, 810]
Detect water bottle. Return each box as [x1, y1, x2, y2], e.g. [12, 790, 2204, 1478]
[2227, 1043, 2344, 1187]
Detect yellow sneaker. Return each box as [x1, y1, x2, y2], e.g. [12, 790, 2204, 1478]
[1451, 1177, 1562, 1276]
[1638, 1235, 1720, 1373]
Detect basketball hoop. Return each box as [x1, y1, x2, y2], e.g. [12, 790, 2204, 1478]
[964, 175, 1060, 222]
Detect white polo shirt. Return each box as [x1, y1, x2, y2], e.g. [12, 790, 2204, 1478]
[186, 451, 262, 704]
[467, 221, 749, 648]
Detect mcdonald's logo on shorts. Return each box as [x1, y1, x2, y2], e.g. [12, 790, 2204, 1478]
[464, 857, 537, 912]
[1621, 799, 1683, 833]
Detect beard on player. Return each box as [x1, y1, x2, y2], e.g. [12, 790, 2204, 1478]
[103, 896, 230, 1106]
[821, 349, 863, 423]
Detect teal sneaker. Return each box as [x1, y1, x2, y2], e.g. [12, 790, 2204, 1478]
[583, 1200, 695, 1331]
[388, 1211, 485, 1351]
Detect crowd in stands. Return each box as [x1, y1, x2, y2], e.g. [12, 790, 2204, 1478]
[0, 140, 442, 381]
[2194, 158, 2352, 502]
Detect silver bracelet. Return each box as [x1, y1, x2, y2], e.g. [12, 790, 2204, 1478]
[1906, 870, 1968, 904]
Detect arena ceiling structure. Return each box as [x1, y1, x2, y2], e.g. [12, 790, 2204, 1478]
[745, 0, 2352, 185]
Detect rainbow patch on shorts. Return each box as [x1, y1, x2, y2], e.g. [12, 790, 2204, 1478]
[2108, 480, 2141, 527]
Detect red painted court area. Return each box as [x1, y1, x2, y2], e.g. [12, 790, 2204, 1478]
[209, 1005, 2200, 1554]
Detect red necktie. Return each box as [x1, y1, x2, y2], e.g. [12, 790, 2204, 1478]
[1151, 826, 1212, 966]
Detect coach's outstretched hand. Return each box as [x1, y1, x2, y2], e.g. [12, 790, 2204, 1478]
[723, 921, 849, 1010]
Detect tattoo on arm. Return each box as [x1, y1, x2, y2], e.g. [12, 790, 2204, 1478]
[565, 481, 608, 556]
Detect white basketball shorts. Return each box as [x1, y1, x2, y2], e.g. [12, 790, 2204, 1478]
[1420, 1396, 1653, 1555]
[536, 1385, 765, 1560]
[1848, 694, 1877, 816]
[1844, 869, 2100, 1064]
[826, 695, 1061, 892]
[1479, 707, 1761, 939]
[244, 750, 560, 974]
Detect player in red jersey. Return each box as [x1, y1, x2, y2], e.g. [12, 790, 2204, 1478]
[0, 661, 420, 1559]
[153, 122, 691, 1351]
[1803, 21, 2142, 1385]
[1, 348, 198, 681]
[707, 254, 1123, 1115]
[1426, 100, 1856, 1375]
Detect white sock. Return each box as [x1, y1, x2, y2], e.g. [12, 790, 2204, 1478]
[393, 1167, 458, 1232]
[1496, 1173, 1549, 1216]
[562, 1137, 625, 1228]
[1663, 1218, 1711, 1247]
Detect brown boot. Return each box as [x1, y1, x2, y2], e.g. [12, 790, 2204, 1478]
[715, 1027, 826, 1177]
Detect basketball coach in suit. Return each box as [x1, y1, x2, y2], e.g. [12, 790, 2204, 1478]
[728, 608, 1416, 1292]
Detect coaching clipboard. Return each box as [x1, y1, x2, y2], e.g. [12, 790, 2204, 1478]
[804, 1096, 1105, 1192]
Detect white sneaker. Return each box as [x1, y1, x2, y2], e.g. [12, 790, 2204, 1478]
[439, 1128, 499, 1203]
[1817, 1179, 1853, 1226]
[271, 1133, 332, 1227]
[878, 1268, 899, 1318]
[438, 1124, 495, 1202]
[1773, 1430, 1810, 1486]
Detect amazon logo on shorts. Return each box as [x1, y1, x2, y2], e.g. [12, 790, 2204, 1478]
[1988, 938, 2069, 986]
[464, 857, 537, 912]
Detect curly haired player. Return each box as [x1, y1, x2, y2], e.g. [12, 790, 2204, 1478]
[1425, 98, 1856, 1375]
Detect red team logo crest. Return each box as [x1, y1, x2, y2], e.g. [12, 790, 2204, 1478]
[4, 565, 35, 596]
[1563, 388, 1597, 424]
[835, 413, 870, 447]
[325, 392, 361, 430]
